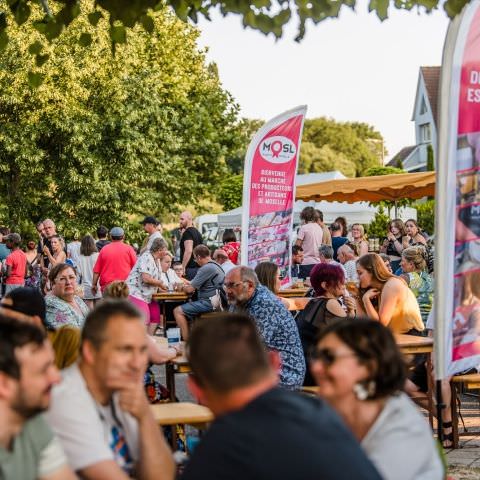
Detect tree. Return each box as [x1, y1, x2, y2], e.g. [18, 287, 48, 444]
[427, 144, 435, 171]
[217, 174, 243, 210]
[0, 6, 243, 235]
[0, 0, 469, 74]
[364, 166, 404, 176]
[365, 207, 390, 239]
[416, 199, 435, 236]
[298, 142, 356, 177]
[300, 118, 382, 176]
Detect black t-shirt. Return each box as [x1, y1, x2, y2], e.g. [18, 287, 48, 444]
[181, 388, 382, 480]
[96, 239, 111, 251]
[37, 238, 53, 268]
[180, 227, 203, 269]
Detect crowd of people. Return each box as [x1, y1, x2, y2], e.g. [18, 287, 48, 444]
[0, 210, 445, 479]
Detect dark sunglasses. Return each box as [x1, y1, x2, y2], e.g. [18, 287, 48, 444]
[309, 347, 357, 366]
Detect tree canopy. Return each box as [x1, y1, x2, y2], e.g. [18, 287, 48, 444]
[0, 0, 470, 69]
[299, 117, 384, 177]
[0, 5, 243, 235]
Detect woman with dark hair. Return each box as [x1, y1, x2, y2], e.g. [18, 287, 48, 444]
[355, 253, 423, 335]
[405, 219, 434, 273]
[379, 219, 409, 272]
[334, 216, 348, 237]
[296, 263, 355, 385]
[295, 206, 323, 278]
[77, 234, 101, 309]
[311, 318, 443, 480]
[222, 229, 240, 265]
[45, 263, 89, 330]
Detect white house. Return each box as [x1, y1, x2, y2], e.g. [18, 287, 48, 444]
[388, 66, 440, 172]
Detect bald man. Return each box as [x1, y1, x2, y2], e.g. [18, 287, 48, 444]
[179, 211, 203, 280]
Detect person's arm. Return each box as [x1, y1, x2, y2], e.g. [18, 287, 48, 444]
[181, 239, 193, 271]
[147, 335, 178, 363]
[326, 298, 348, 317]
[359, 241, 369, 257]
[4, 263, 11, 279]
[401, 235, 410, 250]
[50, 251, 66, 266]
[140, 272, 167, 290]
[91, 272, 100, 294]
[361, 289, 381, 321]
[377, 279, 403, 327]
[117, 382, 175, 480]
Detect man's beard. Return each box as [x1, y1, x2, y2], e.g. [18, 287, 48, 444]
[11, 390, 49, 419]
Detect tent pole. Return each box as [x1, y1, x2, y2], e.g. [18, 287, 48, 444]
[394, 200, 398, 218]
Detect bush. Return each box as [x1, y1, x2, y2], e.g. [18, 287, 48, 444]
[366, 207, 390, 239]
[415, 200, 435, 236]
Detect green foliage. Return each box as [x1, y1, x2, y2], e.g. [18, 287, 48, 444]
[364, 166, 404, 176]
[0, 0, 467, 70]
[225, 118, 264, 174]
[365, 207, 390, 239]
[300, 118, 383, 177]
[0, 4, 243, 237]
[415, 199, 435, 236]
[427, 144, 434, 171]
[217, 174, 244, 211]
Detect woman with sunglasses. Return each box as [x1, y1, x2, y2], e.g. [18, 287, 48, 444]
[311, 318, 443, 480]
[356, 253, 423, 335]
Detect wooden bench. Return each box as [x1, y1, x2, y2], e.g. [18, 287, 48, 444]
[451, 374, 480, 448]
[151, 402, 213, 428]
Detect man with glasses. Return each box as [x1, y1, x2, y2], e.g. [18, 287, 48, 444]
[182, 313, 382, 480]
[173, 245, 225, 341]
[223, 266, 305, 390]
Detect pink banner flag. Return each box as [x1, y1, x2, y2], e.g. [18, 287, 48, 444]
[241, 106, 307, 287]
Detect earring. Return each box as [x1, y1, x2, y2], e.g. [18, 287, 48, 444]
[353, 380, 376, 401]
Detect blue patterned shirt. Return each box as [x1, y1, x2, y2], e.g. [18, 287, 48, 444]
[232, 285, 305, 389]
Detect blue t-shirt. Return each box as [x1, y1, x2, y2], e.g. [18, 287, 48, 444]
[332, 237, 348, 261]
[0, 243, 11, 261]
[232, 285, 305, 389]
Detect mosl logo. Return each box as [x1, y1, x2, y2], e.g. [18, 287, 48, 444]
[259, 136, 296, 164]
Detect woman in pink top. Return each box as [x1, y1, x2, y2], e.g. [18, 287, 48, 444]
[295, 207, 323, 279]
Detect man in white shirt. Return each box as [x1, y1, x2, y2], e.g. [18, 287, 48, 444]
[46, 301, 174, 480]
[337, 243, 359, 281]
[140, 216, 164, 254]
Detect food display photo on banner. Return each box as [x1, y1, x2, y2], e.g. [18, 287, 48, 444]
[436, 0, 480, 377]
[241, 106, 307, 287]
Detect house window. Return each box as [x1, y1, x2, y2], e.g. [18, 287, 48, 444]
[420, 98, 428, 114]
[420, 123, 431, 143]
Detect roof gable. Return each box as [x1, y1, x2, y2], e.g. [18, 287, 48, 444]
[420, 66, 440, 127]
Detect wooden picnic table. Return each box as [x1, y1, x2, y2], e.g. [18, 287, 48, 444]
[395, 333, 434, 427]
[152, 291, 190, 334]
[282, 296, 312, 311]
[395, 334, 433, 355]
[280, 287, 310, 298]
[150, 402, 213, 427]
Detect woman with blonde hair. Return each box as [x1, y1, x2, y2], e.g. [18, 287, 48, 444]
[102, 280, 130, 299]
[350, 224, 369, 257]
[49, 326, 81, 369]
[355, 253, 423, 335]
[400, 246, 433, 324]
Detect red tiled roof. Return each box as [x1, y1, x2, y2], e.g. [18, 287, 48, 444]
[420, 66, 440, 127]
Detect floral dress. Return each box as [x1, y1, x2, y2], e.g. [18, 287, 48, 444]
[45, 294, 89, 330]
[405, 270, 433, 325]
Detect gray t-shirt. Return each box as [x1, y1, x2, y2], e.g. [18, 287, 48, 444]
[191, 261, 225, 299]
[361, 393, 443, 480]
[0, 415, 67, 480]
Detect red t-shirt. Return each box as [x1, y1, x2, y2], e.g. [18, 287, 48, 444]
[223, 242, 240, 265]
[93, 241, 137, 289]
[5, 249, 27, 284]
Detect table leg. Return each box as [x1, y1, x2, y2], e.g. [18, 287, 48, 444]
[166, 362, 176, 402]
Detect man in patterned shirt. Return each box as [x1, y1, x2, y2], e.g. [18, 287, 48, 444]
[224, 266, 305, 389]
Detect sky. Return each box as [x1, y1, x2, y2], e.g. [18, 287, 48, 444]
[196, 5, 450, 161]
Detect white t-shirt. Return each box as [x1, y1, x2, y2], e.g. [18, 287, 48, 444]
[220, 260, 236, 274]
[160, 268, 182, 289]
[145, 231, 164, 252]
[126, 252, 161, 303]
[361, 393, 443, 480]
[77, 253, 101, 299]
[46, 364, 139, 474]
